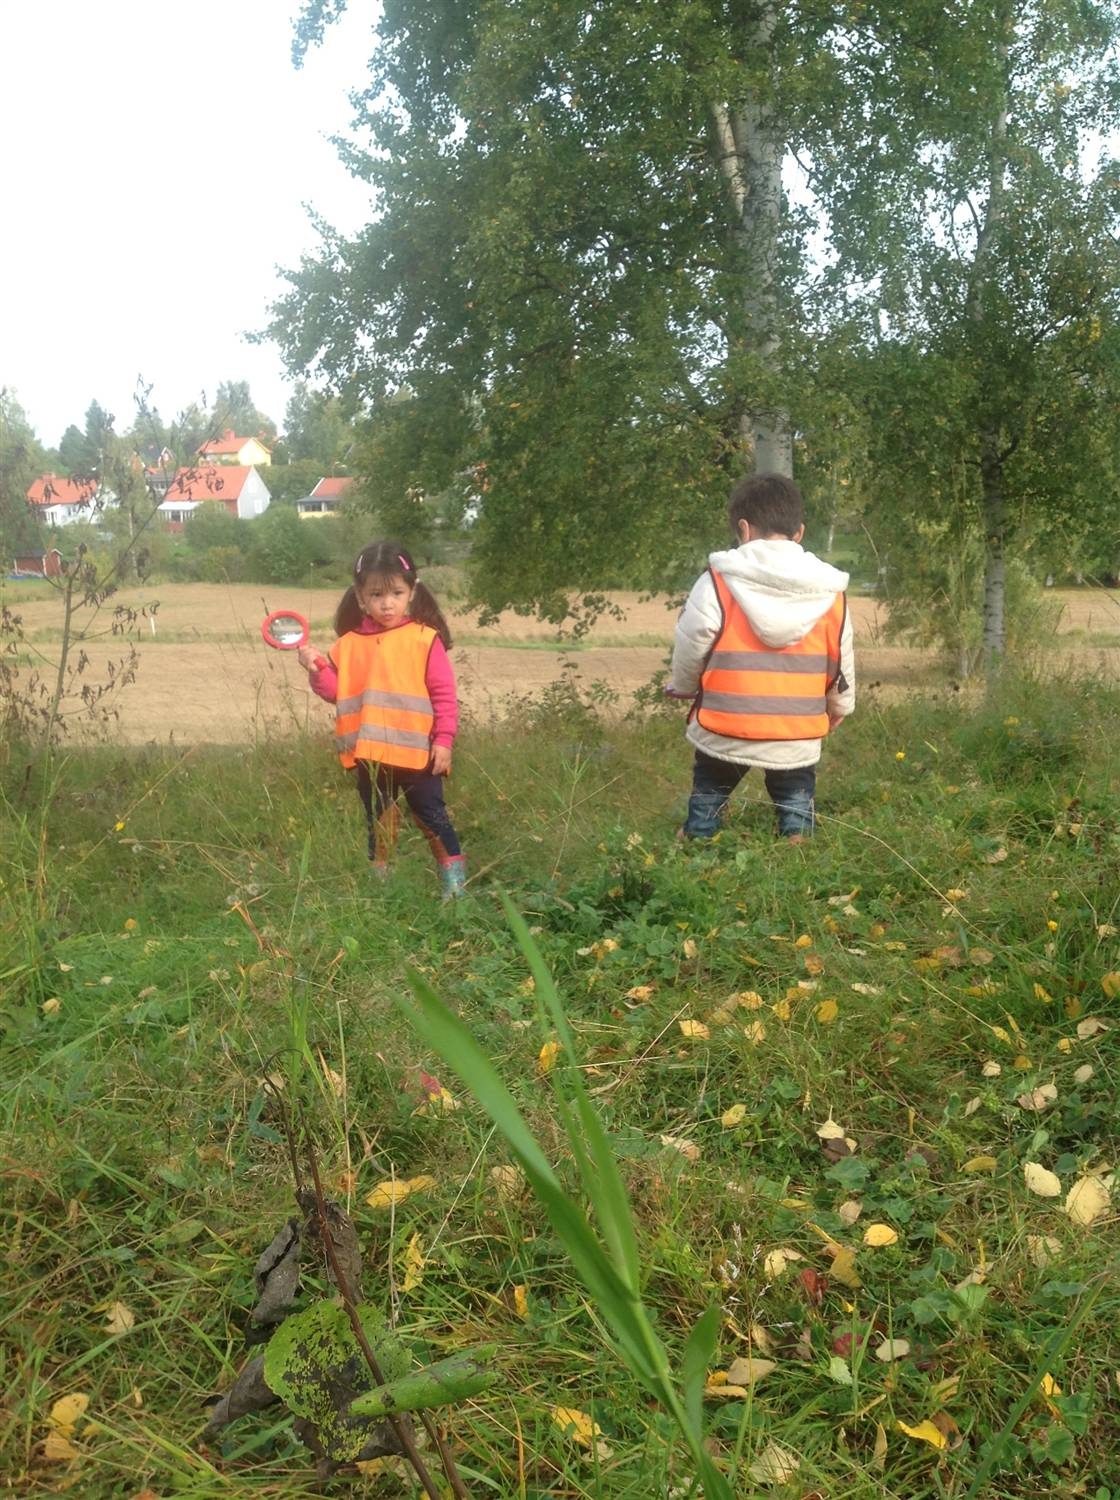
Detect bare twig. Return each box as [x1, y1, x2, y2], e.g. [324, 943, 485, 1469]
[303, 1149, 468, 1499]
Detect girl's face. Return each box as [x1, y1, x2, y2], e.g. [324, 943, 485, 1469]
[356, 573, 414, 628]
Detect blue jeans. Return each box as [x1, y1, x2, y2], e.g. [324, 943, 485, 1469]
[682, 749, 816, 840]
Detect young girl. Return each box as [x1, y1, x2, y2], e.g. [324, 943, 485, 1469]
[298, 542, 466, 898]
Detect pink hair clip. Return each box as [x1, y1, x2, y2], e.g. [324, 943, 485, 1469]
[398, 554, 412, 572]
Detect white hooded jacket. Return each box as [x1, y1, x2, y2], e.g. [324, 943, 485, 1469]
[669, 538, 856, 769]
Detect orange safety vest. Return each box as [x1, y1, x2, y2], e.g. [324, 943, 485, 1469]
[330, 622, 436, 771]
[694, 569, 846, 741]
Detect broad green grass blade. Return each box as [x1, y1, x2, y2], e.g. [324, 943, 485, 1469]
[501, 893, 643, 1291]
[681, 1304, 720, 1436]
[400, 973, 659, 1381]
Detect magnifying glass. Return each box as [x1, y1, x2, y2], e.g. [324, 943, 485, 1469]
[261, 609, 310, 650]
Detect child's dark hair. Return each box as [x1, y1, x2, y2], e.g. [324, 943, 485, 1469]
[335, 541, 453, 648]
[728, 472, 804, 539]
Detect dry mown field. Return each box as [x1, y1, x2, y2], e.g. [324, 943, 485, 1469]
[7, 579, 1120, 745]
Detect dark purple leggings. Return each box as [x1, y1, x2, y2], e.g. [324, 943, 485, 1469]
[354, 760, 461, 862]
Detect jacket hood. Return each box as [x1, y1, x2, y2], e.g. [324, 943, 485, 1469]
[708, 540, 849, 648]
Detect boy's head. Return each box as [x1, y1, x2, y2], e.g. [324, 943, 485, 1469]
[728, 472, 804, 543]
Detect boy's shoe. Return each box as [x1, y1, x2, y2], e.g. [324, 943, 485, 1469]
[438, 856, 467, 900]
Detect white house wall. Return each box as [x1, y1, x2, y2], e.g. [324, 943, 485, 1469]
[237, 470, 271, 520]
[35, 486, 116, 528]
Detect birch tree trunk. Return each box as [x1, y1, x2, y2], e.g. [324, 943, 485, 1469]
[979, 433, 1007, 665]
[968, 11, 1011, 678]
[711, 0, 791, 477]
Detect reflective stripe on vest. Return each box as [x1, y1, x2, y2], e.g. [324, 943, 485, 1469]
[331, 623, 436, 770]
[695, 570, 845, 741]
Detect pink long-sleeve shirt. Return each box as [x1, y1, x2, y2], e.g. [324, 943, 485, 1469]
[308, 617, 459, 748]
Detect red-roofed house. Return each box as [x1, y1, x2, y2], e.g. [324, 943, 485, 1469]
[26, 473, 115, 528]
[159, 465, 271, 530]
[198, 430, 272, 467]
[296, 475, 354, 519]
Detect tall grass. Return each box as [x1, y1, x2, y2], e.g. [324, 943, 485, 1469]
[2, 675, 1119, 1495]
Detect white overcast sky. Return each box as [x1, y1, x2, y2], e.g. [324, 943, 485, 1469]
[1, 0, 377, 446]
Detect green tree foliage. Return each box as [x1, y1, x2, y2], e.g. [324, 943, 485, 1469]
[57, 400, 114, 477]
[173, 402, 215, 465]
[57, 424, 92, 477]
[247, 505, 322, 584]
[0, 389, 47, 559]
[275, 0, 865, 616]
[282, 381, 354, 466]
[817, 1, 1120, 672]
[265, 458, 330, 506]
[212, 380, 278, 444]
[281, 0, 1120, 649]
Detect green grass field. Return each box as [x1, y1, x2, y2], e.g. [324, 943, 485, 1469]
[2, 678, 1118, 1497]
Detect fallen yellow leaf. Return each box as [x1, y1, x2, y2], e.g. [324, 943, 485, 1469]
[513, 1284, 529, 1319]
[660, 1134, 701, 1161]
[723, 1356, 777, 1387]
[678, 1018, 710, 1040]
[897, 1418, 948, 1451]
[1101, 972, 1120, 999]
[763, 1247, 804, 1278]
[748, 1440, 800, 1484]
[963, 1156, 998, 1174]
[104, 1301, 136, 1335]
[743, 1019, 766, 1044]
[770, 997, 791, 1021]
[875, 1338, 911, 1362]
[401, 1232, 425, 1294]
[48, 1394, 89, 1436]
[873, 1421, 888, 1469]
[721, 1103, 748, 1129]
[830, 1246, 862, 1288]
[1023, 1162, 1062, 1198]
[816, 1115, 846, 1141]
[837, 1199, 862, 1227]
[732, 989, 764, 1010]
[41, 1431, 81, 1462]
[1076, 1016, 1110, 1039]
[863, 1223, 899, 1248]
[365, 1175, 436, 1209]
[489, 1163, 526, 1202]
[1065, 1174, 1110, 1226]
[552, 1406, 602, 1446]
[815, 998, 839, 1024]
[1017, 1084, 1058, 1112]
[1027, 1233, 1062, 1267]
[538, 1039, 561, 1074]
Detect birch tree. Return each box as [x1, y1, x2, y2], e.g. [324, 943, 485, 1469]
[272, 1, 856, 613]
[819, 0, 1120, 674]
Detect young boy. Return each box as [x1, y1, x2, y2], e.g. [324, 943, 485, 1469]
[667, 472, 855, 843]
